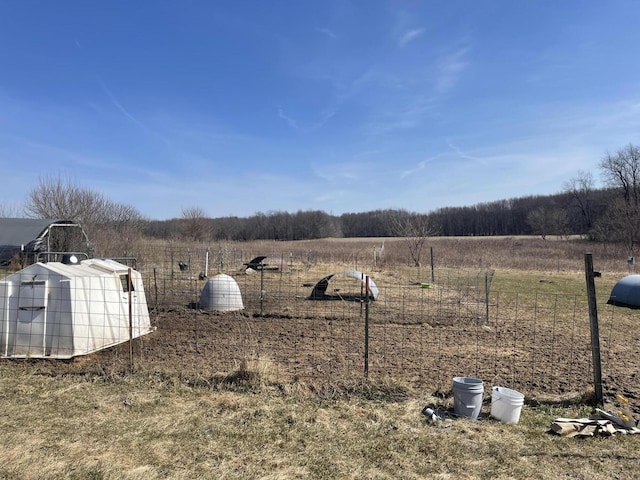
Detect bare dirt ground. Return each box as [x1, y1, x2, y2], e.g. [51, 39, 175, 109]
[20, 303, 640, 416]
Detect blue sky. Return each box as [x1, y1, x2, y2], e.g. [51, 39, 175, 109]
[2, 1, 640, 220]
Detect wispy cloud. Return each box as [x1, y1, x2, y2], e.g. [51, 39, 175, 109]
[313, 108, 337, 129]
[315, 27, 337, 39]
[96, 76, 169, 144]
[398, 28, 425, 47]
[97, 77, 144, 128]
[312, 163, 360, 183]
[446, 139, 486, 165]
[277, 104, 339, 132]
[277, 106, 299, 129]
[364, 95, 436, 136]
[434, 47, 470, 93]
[400, 152, 449, 178]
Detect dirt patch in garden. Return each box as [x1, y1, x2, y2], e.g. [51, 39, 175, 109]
[17, 304, 640, 416]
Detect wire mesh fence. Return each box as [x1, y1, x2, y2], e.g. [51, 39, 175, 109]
[1, 242, 638, 401]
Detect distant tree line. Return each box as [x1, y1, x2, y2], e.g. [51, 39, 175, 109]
[141, 187, 613, 243]
[143, 210, 344, 241]
[6, 144, 640, 256]
[137, 193, 603, 242]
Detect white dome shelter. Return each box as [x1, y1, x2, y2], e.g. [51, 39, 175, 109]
[200, 274, 244, 311]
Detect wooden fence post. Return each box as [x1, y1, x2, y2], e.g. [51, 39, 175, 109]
[584, 253, 604, 406]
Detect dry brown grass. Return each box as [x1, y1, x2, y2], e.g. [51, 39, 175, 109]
[0, 363, 639, 480]
[186, 235, 632, 274]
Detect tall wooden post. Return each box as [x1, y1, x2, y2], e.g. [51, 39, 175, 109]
[584, 253, 604, 405]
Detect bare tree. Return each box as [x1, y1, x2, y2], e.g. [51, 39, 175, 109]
[181, 206, 210, 241]
[24, 174, 145, 257]
[26, 174, 100, 222]
[599, 144, 640, 250]
[563, 170, 596, 237]
[527, 206, 568, 239]
[526, 207, 550, 239]
[25, 174, 141, 224]
[392, 211, 436, 267]
[600, 144, 640, 206]
[592, 196, 640, 254]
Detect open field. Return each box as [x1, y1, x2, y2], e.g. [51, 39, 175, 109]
[1, 236, 640, 478]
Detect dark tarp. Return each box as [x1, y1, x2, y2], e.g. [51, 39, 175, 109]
[607, 274, 640, 309]
[309, 270, 379, 301]
[244, 256, 268, 270]
[243, 256, 284, 271]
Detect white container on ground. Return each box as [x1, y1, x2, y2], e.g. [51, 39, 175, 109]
[491, 386, 525, 424]
[452, 376, 484, 419]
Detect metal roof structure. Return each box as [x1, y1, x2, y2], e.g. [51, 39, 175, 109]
[0, 218, 58, 246]
[0, 218, 89, 266]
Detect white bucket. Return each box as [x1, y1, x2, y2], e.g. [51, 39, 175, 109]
[452, 377, 484, 419]
[491, 386, 525, 424]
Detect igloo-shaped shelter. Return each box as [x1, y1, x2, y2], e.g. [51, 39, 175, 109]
[607, 274, 640, 309]
[200, 274, 244, 311]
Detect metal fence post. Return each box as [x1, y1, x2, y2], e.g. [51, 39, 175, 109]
[364, 275, 370, 380]
[128, 267, 134, 371]
[430, 246, 435, 283]
[260, 263, 264, 316]
[485, 270, 490, 324]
